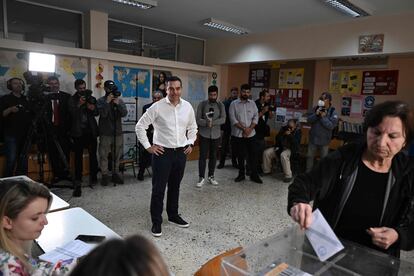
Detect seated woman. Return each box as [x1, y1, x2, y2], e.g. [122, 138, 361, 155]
[70, 235, 170, 276]
[0, 178, 76, 275]
[288, 101, 414, 257]
[262, 119, 301, 182]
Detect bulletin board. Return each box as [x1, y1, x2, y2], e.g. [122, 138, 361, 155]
[278, 68, 304, 89]
[361, 70, 398, 95]
[249, 69, 270, 88]
[329, 70, 362, 94]
[275, 89, 309, 110]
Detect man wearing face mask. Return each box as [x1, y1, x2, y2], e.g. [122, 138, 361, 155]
[306, 92, 338, 172]
[195, 85, 226, 187]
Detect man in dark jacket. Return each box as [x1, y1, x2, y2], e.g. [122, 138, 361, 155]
[69, 79, 99, 196]
[97, 80, 128, 186]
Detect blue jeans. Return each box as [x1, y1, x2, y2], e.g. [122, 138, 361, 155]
[306, 142, 329, 172]
[4, 136, 28, 176]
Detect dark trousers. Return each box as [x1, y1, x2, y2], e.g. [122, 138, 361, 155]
[219, 131, 237, 165]
[198, 136, 219, 178]
[48, 127, 71, 178]
[72, 133, 98, 181]
[4, 135, 27, 176]
[233, 136, 258, 177]
[151, 149, 187, 225]
[256, 138, 266, 171]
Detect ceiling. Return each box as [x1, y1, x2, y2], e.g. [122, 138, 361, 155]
[17, 0, 414, 39]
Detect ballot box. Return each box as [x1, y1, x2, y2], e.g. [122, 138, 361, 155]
[221, 225, 414, 276]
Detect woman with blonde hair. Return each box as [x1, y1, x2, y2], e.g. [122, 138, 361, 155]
[70, 235, 170, 276]
[0, 178, 76, 275]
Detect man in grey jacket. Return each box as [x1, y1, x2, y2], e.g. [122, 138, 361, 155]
[306, 92, 338, 172]
[97, 80, 128, 186]
[196, 85, 226, 187]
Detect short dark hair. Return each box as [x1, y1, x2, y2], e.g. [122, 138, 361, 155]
[47, 76, 59, 83]
[363, 101, 414, 145]
[74, 79, 86, 89]
[240, 83, 250, 91]
[230, 87, 238, 92]
[208, 85, 218, 94]
[166, 76, 182, 87]
[259, 90, 269, 98]
[70, 235, 170, 276]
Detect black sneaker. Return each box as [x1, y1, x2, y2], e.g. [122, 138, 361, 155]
[250, 175, 263, 184]
[217, 163, 224, 169]
[234, 174, 245, 182]
[101, 175, 109, 186]
[137, 170, 144, 181]
[151, 224, 162, 237]
[112, 174, 124, 184]
[168, 216, 189, 228]
[283, 177, 293, 183]
[72, 187, 82, 197]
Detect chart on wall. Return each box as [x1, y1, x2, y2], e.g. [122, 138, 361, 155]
[0, 50, 88, 95]
[278, 68, 304, 89]
[361, 70, 398, 95]
[186, 73, 207, 110]
[113, 66, 151, 98]
[329, 70, 362, 94]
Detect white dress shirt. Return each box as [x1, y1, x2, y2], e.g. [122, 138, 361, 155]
[135, 97, 198, 149]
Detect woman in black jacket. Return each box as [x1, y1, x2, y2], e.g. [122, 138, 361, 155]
[288, 101, 414, 257]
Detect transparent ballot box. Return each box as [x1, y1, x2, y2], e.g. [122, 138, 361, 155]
[221, 225, 414, 276]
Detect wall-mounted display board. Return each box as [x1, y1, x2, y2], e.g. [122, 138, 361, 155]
[361, 70, 398, 95]
[275, 89, 309, 110]
[249, 69, 270, 88]
[329, 70, 362, 94]
[278, 68, 304, 89]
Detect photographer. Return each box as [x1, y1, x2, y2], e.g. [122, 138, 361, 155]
[254, 89, 273, 173]
[306, 92, 338, 172]
[69, 80, 99, 196]
[97, 80, 127, 186]
[46, 76, 72, 182]
[195, 85, 226, 187]
[0, 78, 31, 176]
[262, 119, 301, 182]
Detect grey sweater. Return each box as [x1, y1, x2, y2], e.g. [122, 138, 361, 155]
[97, 96, 128, 136]
[307, 106, 338, 146]
[196, 100, 226, 139]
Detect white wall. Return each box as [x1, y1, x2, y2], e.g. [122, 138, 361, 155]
[206, 11, 414, 64]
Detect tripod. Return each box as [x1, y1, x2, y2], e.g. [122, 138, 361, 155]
[17, 99, 71, 186]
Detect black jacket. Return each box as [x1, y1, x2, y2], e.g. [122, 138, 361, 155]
[45, 91, 72, 135]
[288, 142, 414, 257]
[69, 93, 99, 138]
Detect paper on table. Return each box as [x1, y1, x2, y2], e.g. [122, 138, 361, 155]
[305, 209, 344, 262]
[39, 240, 94, 263]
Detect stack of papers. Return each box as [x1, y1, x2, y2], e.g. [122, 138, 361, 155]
[305, 209, 344, 261]
[39, 240, 94, 263]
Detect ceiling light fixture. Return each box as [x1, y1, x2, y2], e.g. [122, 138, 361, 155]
[324, 0, 370, 17]
[112, 38, 137, 44]
[202, 18, 248, 35]
[112, 0, 157, 10]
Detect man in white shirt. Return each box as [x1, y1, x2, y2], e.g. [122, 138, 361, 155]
[135, 76, 198, 237]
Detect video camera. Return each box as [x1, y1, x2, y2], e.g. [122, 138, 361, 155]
[23, 72, 55, 107]
[79, 89, 97, 105]
[104, 80, 121, 98]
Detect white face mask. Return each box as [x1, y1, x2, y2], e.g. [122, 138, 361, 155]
[317, 100, 325, 107]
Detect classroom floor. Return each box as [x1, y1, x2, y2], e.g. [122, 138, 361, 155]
[53, 160, 414, 276]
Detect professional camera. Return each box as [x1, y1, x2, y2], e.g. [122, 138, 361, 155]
[104, 80, 121, 98]
[317, 99, 326, 113]
[206, 107, 214, 119]
[23, 72, 51, 105]
[79, 89, 97, 105]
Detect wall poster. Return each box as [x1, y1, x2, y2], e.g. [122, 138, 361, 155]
[278, 68, 304, 89]
[361, 70, 398, 95]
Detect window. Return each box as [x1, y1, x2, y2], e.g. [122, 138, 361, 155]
[143, 28, 176, 61]
[6, 0, 82, 48]
[177, 36, 204, 65]
[108, 20, 142, 56]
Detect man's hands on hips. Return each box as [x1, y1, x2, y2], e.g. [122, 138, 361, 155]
[146, 144, 164, 156]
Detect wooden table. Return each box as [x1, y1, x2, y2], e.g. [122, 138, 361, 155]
[36, 207, 121, 252]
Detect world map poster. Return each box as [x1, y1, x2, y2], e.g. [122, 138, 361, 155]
[113, 66, 151, 98]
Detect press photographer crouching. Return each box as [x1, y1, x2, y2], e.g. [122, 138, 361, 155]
[0, 78, 31, 176]
[97, 80, 127, 186]
[69, 80, 99, 197]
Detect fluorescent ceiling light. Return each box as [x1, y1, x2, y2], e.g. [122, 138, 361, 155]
[324, 0, 370, 17]
[29, 52, 56, 73]
[113, 38, 137, 44]
[202, 18, 248, 35]
[112, 0, 157, 9]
